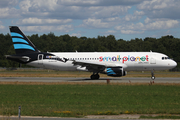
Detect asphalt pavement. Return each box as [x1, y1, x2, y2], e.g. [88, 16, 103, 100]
[0, 77, 180, 83]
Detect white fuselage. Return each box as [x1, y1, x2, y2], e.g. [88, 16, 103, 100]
[27, 52, 177, 72]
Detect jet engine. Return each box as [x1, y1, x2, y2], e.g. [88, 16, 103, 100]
[104, 66, 127, 77]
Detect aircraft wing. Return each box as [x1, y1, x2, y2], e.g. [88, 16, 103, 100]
[72, 60, 106, 72]
[72, 60, 127, 72]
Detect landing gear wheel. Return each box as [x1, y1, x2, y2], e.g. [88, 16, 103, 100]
[151, 76, 155, 80]
[90, 75, 95, 80]
[90, 74, 100, 80]
[95, 74, 100, 79]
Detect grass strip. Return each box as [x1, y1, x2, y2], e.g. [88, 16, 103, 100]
[0, 84, 180, 117]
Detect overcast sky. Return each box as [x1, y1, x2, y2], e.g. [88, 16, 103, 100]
[0, 0, 180, 40]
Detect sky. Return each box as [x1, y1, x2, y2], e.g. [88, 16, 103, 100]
[0, 0, 180, 40]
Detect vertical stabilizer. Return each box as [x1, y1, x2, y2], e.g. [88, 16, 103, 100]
[9, 26, 40, 55]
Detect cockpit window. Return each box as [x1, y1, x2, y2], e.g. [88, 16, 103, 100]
[162, 57, 171, 60]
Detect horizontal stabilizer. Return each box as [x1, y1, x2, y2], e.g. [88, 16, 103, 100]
[6, 55, 30, 62]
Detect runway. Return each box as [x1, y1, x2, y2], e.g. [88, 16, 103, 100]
[0, 77, 180, 83]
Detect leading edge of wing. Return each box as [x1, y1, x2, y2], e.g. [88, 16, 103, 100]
[72, 60, 127, 69]
[73, 60, 106, 67]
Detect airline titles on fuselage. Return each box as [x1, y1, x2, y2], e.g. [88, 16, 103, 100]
[99, 55, 149, 63]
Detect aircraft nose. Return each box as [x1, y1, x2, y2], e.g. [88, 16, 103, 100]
[170, 60, 177, 68]
[173, 61, 177, 67]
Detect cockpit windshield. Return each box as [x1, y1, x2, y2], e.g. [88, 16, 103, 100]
[162, 57, 171, 60]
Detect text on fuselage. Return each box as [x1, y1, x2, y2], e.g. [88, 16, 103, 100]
[99, 55, 149, 63]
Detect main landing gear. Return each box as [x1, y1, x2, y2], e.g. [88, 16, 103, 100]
[90, 73, 100, 80]
[151, 70, 155, 80]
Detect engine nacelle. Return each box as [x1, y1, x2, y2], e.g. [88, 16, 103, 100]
[104, 66, 127, 77]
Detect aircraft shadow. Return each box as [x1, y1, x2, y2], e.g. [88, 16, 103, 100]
[67, 78, 122, 81]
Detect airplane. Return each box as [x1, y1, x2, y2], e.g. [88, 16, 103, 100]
[6, 26, 177, 80]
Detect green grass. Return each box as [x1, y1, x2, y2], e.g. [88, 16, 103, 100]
[0, 84, 180, 117]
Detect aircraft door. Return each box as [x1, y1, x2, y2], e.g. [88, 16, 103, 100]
[150, 58, 156, 64]
[38, 54, 43, 65]
[150, 52, 156, 64]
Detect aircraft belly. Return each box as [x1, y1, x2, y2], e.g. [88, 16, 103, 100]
[27, 60, 76, 71]
[125, 61, 172, 71]
[125, 62, 155, 71]
[44, 60, 76, 70]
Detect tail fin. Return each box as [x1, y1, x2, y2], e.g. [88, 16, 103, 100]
[9, 26, 40, 55]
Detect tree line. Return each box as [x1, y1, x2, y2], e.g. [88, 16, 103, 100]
[0, 33, 180, 70]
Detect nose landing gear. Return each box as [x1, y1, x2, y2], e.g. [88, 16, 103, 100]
[151, 70, 155, 80]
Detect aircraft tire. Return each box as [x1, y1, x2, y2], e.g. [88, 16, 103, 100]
[96, 74, 100, 79]
[90, 75, 95, 80]
[90, 74, 100, 80]
[151, 76, 155, 80]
